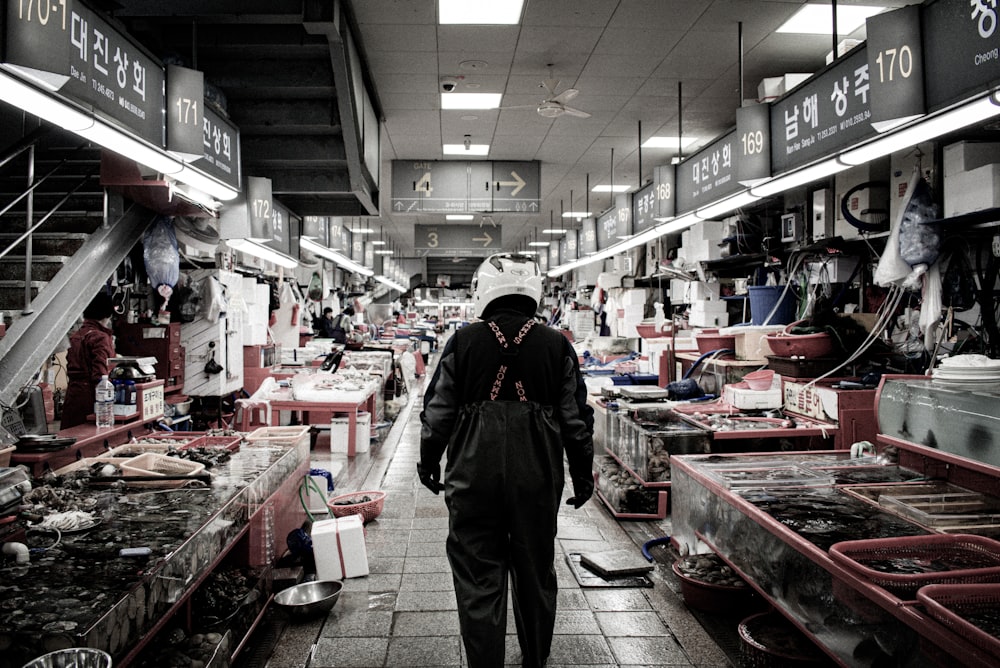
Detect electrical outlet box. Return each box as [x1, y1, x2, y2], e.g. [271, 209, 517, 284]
[811, 188, 834, 241]
[780, 212, 803, 243]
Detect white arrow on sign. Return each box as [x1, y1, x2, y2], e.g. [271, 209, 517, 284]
[497, 171, 526, 196]
[472, 231, 494, 246]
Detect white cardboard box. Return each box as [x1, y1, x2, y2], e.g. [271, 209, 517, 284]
[945, 163, 1000, 218]
[312, 514, 369, 580]
[943, 141, 1000, 177]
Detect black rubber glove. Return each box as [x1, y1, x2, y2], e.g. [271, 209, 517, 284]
[417, 462, 445, 494]
[565, 480, 594, 509]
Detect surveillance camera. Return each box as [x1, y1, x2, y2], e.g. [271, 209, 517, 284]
[441, 77, 459, 93]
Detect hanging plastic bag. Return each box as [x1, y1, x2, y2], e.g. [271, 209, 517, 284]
[142, 216, 180, 308]
[898, 175, 941, 269]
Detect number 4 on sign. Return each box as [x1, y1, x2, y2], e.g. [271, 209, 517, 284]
[414, 173, 433, 196]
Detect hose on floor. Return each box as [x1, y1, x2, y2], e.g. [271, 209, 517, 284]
[642, 536, 672, 562]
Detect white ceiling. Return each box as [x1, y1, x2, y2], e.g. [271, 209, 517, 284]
[349, 0, 919, 282]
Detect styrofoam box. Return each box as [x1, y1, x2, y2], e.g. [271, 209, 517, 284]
[303, 472, 333, 515]
[720, 325, 784, 361]
[690, 301, 727, 315]
[689, 310, 729, 328]
[945, 163, 1000, 217]
[807, 256, 859, 284]
[331, 411, 372, 454]
[724, 383, 783, 410]
[687, 281, 721, 302]
[757, 73, 812, 101]
[943, 141, 1000, 177]
[621, 289, 649, 306]
[312, 514, 369, 580]
[678, 239, 725, 263]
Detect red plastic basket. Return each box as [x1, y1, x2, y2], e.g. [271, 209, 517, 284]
[326, 490, 386, 523]
[917, 583, 1000, 661]
[671, 557, 759, 614]
[829, 534, 1000, 597]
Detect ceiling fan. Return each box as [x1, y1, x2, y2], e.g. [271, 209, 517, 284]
[502, 79, 591, 119]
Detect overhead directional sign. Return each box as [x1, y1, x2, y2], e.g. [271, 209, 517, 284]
[415, 224, 502, 255]
[392, 160, 540, 214]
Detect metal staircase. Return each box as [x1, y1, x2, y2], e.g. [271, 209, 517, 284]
[0, 112, 158, 408]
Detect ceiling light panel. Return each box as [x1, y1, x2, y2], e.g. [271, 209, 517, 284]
[776, 5, 886, 35]
[441, 93, 502, 109]
[439, 0, 524, 25]
[443, 143, 490, 155]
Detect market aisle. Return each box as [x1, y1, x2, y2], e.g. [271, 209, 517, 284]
[263, 369, 733, 667]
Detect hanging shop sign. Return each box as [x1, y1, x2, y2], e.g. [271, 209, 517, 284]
[736, 103, 771, 186]
[866, 5, 925, 132]
[653, 164, 675, 221]
[560, 228, 579, 262]
[4, 0, 165, 144]
[166, 64, 203, 160]
[391, 160, 540, 214]
[676, 129, 740, 214]
[193, 106, 241, 191]
[413, 224, 502, 255]
[579, 218, 598, 255]
[287, 208, 300, 259]
[923, 0, 1000, 110]
[770, 48, 875, 174]
[596, 194, 631, 251]
[265, 200, 290, 255]
[302, 216, 329, 246]
[247, 176, 273, 241]
[632, 182, 658, 234]
[364, 240, 374, 269]
[548, 240, 560, 268]
[351, 234, 364, 264]
[328, 217, 350, 253]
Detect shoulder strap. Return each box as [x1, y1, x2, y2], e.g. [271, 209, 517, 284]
[486, 318, 536, 401]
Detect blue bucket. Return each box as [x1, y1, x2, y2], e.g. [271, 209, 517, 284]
[748, 286, 796, 326]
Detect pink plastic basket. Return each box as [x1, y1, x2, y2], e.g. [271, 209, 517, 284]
[326, 490, 386, 523]
[917, 583, 1000, 661]
[829, 534, 1000, 597]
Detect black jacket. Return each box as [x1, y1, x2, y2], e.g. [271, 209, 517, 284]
[420, 308, 594, 499]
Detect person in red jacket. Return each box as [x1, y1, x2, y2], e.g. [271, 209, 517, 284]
[61, 292, 116, 428]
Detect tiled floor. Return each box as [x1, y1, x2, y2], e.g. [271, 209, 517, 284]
[262, 367, 735, 667]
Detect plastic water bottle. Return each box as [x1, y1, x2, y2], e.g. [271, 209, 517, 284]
[95, 375, 115, 428]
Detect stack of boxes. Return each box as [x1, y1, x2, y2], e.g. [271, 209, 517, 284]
[671, 280, 729, 328]
[944, 141, 1000, 218]
[677, 220, 730, 265]
[617, 289, 647, 338]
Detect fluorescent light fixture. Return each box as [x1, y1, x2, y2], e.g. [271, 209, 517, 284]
[0, 70, 242, 201]
[441, 93, 502, 110]
[350, 227, 375, 234]
[439, 0, 523, 24]
[750, 158, 848, 197]
[840, 93, 1000, 166]
[520, 249, 539, 256]
[370, 239, 386, 245]
[375, 249, 394, 255]
[776, 4, 886, 35]
[528, 241, 551, 247]
[591, 184, 630, 193]
[641, 136, 699, 150]
[695, 191, 761, 220]
[542, 228, 567, 234]
[225, 239, 298, 269]
[562, 211, 592, 219]
[376, 275, 408, 292]
[300, 237, 375, 276]
[446, 214, 475, 220]
[443, 143, 490, 155]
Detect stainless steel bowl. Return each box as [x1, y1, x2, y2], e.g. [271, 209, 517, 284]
[166, 399, 193, 417]
[21, 648, 112, 668]
[273, 580, 343, 620]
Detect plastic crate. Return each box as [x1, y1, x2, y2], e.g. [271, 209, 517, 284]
[121, 452, 206, 487]
[917, 583, 1000, 661]
[107, 443, 172, 457]
[52, 456, 131, 477]
[829, 534, 1000, 597]
[245, 425, 310, 448]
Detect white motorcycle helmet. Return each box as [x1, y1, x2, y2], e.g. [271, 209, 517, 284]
[471, 253, 543, 319]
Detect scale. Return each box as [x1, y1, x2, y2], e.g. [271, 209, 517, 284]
[109, 356, 158, 382]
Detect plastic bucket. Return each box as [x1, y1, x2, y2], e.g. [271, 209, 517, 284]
[748, 286, 796, 326]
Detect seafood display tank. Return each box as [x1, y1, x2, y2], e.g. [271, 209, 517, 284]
[0, 435, 310, 667]
[671, 376, 1000, 668]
